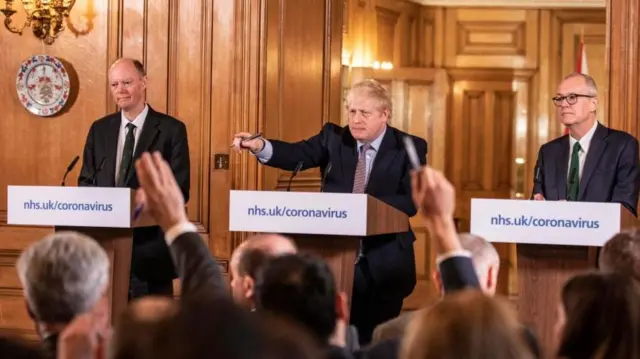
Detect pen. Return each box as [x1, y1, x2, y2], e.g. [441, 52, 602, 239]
[132, 204, 144, 220]
[231, 132, 263, 148]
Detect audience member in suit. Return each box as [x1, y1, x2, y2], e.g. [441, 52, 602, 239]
[373, 232, 500, 342]
[400, 290, 534, 359]
[554, 272, 640, 359]
[532, 73, 640, 216]
[78, 58, 190, 298]
[599, 228, 640, 280]
[15, 231, 110, 359]
[232, 79, 428, 343]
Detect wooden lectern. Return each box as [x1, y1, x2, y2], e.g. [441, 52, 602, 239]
[228, 190, 408, 301]
[7, 185, 152, 325]
[470, 198, 637, 359]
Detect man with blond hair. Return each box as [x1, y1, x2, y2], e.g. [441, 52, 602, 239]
[231, 78, 428, 344]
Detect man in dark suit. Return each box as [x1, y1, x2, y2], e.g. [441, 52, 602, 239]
[231, 79, 427, 344]
[532, 73, 640, 216]
[78, 58, 190, 298]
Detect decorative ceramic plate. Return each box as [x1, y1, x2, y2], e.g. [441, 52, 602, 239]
[16, 55, 71, 117]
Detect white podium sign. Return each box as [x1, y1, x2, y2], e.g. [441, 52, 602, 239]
[7, 186, 133, 228]
[229, 190, 367, 236]
[470, 198, 621, 246]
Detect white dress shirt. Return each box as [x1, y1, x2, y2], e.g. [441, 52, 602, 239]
[568, 120, 598, 180]
[115, 104, 149, 182]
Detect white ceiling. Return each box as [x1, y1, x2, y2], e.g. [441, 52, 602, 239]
[408, 0, 605, 8]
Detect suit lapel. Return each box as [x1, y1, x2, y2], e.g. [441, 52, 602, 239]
[578, 124, 608, 199]
[366, 128, 399, 194]
[124, 107, 160, 185]
[340, 129, 358, 191]
[104, 114, 121, 187]
[555, 136, 570, 200]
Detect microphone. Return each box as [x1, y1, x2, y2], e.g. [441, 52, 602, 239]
[61, 156, 80, 186]
[286, 161, 304, 192]
[320, 162, 332, 192]
[90, 157, 107, 186]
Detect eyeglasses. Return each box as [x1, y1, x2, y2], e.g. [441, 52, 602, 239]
[552, 93, 595, 106]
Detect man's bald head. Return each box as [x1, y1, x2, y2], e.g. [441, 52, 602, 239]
[229, 234, 297, 309]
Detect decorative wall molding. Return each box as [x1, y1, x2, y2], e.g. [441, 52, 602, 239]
[410, 0, 604, 8]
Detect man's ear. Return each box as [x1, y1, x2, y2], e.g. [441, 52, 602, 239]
[432, 271, 443, 295]
[590, 97, 598, 112]
[335, 292, 349, 321]
[243, 276, 256, 301]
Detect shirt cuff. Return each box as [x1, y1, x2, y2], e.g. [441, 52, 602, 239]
[435, 249, 471, 266]
[164, 221, 198, 244]
[253, 139, 273, 163]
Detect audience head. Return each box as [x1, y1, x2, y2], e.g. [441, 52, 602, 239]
[554, 72, 598, 129]
[255, 253, 347, 345]
[108, 58, 147, 113]
[401, 290, 532, 359]
[599, 229, 640, 280]
[555, 272, 640, 359]
[16, 231, 109, 332]
[230, 234, 297, 308]
[345, 78, 391, 142]
[433, 233, 500, 295]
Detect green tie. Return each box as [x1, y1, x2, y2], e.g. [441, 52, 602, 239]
[117, 123, 136, 187]
[566, 142, 581, 201]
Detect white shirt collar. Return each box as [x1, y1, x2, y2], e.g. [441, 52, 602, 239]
[569, 120, 598, 153]
[120, 104, 149, 130]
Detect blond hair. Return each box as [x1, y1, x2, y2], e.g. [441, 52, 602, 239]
[401, 290, 532, 359]
[345, 79, 392, 116]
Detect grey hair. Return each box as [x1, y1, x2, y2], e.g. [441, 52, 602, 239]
[459, 233, 500, 280]
[563, 72, 598, 96]
[16, 231, 110, 323]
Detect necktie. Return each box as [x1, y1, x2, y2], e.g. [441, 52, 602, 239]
[352, 144, 371, 193]
[566, 142, 581, 201]
[117, 123, 136, 187]
[353, 143, 370, 263]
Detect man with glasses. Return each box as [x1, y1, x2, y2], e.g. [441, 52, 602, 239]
[531, 73, 639, 216]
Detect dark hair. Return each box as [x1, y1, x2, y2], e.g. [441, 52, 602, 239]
[599, 229, 640, 280]
[238, 248, 271, 278]
[0, 337, 44, 359]
[558, 272, 640, 359]
[255, 253, 337, 343]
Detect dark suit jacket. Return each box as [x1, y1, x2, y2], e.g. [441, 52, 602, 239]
[532, 123, 640, 216]
[77, 106, 190, 282]
[265, 123, 427, 299]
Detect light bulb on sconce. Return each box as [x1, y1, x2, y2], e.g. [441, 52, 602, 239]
[371, 61, 393, 70]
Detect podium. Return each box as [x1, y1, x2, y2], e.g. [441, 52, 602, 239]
[6, 185, 154, 324]
[228, 190, 408, 301]
[470, 198, 637, 358]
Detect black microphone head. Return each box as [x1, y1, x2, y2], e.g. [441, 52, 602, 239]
[293, 161, 304, 174]
[67, 156, 80, 171]
[325, 162, 332, 175]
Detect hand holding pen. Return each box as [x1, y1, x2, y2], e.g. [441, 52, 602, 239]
[231, 132, 264, 153]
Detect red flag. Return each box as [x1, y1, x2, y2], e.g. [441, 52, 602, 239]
[564, 34, 588, 135]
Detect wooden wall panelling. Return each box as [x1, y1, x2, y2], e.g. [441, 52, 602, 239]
[420, 6, 445, 67]
[606, 0, 640, 138]
[547, 10, 606, 138]
[443, 8, 539, 69]
[347, 67, 449, 309]
[261, 0, 343, 192]
[446, 69, 534, 297]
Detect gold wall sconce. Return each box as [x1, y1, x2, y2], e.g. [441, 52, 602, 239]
[1, 0, 77, 45]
